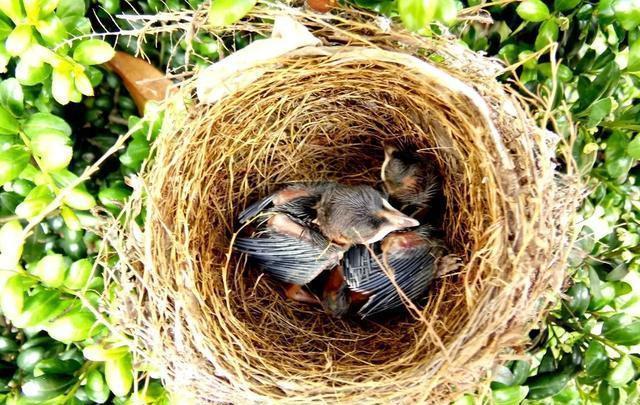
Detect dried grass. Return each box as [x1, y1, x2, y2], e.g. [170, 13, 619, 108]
[101, 3, 582, 403]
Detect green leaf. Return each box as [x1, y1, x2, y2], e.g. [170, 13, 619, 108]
[85, 369, 110, 404]
[33, 358, 81, 377]
[585, 98, 612, 128]
[434, 0, 457, 26]
[628, 39, 640, 73]
[16, 346, 47, 373]
[598, 381, 621, 405]
[0, 106, 18, 134]
[31, 253, 71, 288]
[575, 62, 620, 112]
[73, 69, 93, 96]
[23, 112, 72, 137]
[72, 39, 115, 65]
[0, 0, 24, 23]
[15, 58, 52, 85]
[35, 15, 68, 47]
[105, 353, 133, 397]
[526, 369, 573, 399]
[607, 355, 635, 388]
[516, 0, 550, 22]
[584, 341, 610, 380]
[613, 0, 640, 30]
[0, 274, 31, 320]
[65, 258, 93, 290]
[602, 313, 640, 346]
[0, 219, 24, 268]
[554, 0, 580, 11]
[207, 0, 257, 27]
[57, 0, 86, 18]
[492, 386, 529, 405]
[397, 0, 439, 31]
[46, 309, 96, 343]
[0, 145, 29, 184]
[15, 185, 54, 219]
[628, 135, 640, 159]
[50, 169, 96, 210]
[604, 131, 633, 182]
[0, 78, 23, 116]
[0, 336, 18, 353]
[539, 349, 557, 373]
[510, 361, 531, 385]
[534, 19, 558, 51]
[563, 282, 590, 316]
[22, 374, 75, 401]
[51, 67, 74, 105]
[5, 24, 33, 56]
[15, 288, 72, 328]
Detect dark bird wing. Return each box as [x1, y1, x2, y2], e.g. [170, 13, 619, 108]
[235, 227, 342, 285]
[343, 243, 438, 318]
[238, 183, 332, 225]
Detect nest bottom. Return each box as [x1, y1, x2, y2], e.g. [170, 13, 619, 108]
[105, 45, 577, 404]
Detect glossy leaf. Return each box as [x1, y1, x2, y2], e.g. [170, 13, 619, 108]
[105, 353, 133, 397]
[492, 385, 529, 405]
[602, 313, 640, 346]
[535, 20, 558, 51]
[23, 112, 72, 137]
[613, 0, 640, 30]
[35, 15, 67, 47]
[584, 341, 610, 380]
[598, 381, 621, 405]
[0, 78, 24, 116]
[554, 0, 581, 11]
[0, 106, 18, 134]
[65, 258, 93, 290]
[46, 309, 96, 343]
[21, 374, 74, 401]
[604, 132, 633, 182]
[31, 254, 71, 288]
[57, 0, 86, 18]
[207, 0, 257, 27]
[33, 358, 81, 377]
[526, 368, 574, 399]
[607, 355, 635, 387]
[628, 135, 640, 159]
[72, 39, 116, 65]
[5, 25, 33, 56]
[15, 185, 54, 219]
[0, 145, 29, 185]
[85, 369, 109, 404]
[15, 289, 72, 328]
[52, 67, 74, 106]
[397, 0, 438, 32]
[516, 0, 550, 22]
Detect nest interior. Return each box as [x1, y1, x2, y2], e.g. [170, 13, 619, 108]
[104, 6, 581, 404]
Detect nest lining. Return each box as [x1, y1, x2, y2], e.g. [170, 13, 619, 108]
[102, 4, 582, 404]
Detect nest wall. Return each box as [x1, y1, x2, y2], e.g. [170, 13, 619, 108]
[103, 4, 582, 404]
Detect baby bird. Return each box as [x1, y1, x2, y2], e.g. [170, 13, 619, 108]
[381, 145, 441, 213]
[323, 225, 445, 318]
[235, 182, 419, 304]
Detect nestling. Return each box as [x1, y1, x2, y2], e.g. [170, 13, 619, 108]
[381, 145, 441, 213]
[235, 182, 419, 304]
[322, 225, 446, 318]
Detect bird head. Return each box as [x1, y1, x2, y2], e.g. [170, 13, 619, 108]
[315, 184, 419, 245]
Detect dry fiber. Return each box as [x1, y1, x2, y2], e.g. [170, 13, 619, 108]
[102, 3, 582, 403]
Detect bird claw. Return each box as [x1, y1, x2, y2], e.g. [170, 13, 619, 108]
[435, 254, 463, 277]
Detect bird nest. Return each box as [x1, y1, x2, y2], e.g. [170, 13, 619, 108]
[101, 3, 582, 403]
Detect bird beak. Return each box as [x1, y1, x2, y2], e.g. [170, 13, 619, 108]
[364, 199, 420, 244]
[381, 145, 397, 183]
